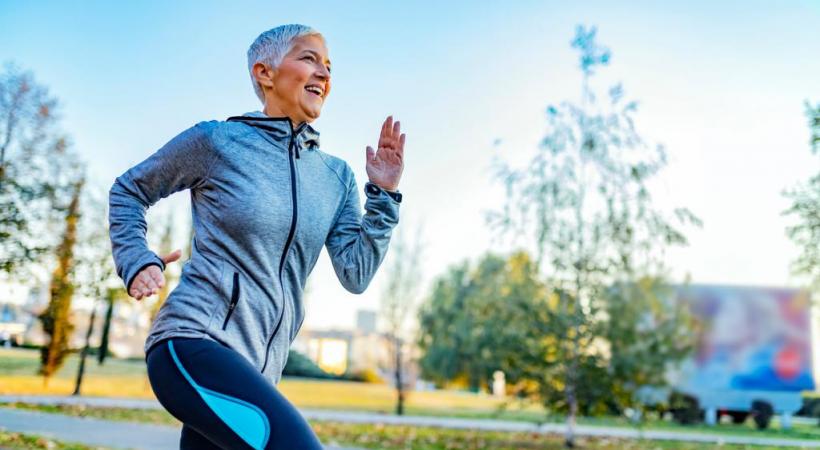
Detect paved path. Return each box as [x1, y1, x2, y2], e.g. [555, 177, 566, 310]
[0, 397, 358, 450]
[0, 407, 180, 450]
[1, 394, 819, 448]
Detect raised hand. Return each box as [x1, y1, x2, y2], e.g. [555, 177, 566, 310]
[129, 249, 182, 301]
[366, 115, 405, 191]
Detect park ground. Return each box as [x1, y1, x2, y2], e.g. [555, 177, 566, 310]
[2, 347, 819, 449]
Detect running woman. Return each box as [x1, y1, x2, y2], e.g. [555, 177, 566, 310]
[108, 24, 405, 449]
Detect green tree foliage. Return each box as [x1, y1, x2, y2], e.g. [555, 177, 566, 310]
[38, 178, 84, 381]
[782, 101, 820, 291]
[0, 62, 82, 280]
[417, 250, 547, 392]
[598, 277, 695, 413]
[418, 251, 695, 420]
[283, 350, 335, 379]
[483, 25, 699, 445]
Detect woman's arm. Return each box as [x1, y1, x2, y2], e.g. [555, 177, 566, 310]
[108, 120, 220, 298]
[325, 115, 405, 294]
[324, 175, 401, 294]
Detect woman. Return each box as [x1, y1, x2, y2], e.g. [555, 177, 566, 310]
[108, 24, 405, 449]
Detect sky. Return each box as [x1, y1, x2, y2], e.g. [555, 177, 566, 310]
[1, 1, 819, 330]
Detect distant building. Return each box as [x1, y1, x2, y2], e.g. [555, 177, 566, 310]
[292, 308, 420, 386]
[0, 279, 154, 357]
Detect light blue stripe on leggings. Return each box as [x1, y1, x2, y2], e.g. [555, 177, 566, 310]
[168, 339, 271, 449]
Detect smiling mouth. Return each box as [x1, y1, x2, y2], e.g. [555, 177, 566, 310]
[305, 86, 323, 99]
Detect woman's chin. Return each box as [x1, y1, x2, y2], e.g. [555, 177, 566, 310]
[302, 109, 322, 122]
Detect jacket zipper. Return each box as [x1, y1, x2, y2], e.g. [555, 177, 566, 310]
[260, 123, 302, 373]
[221, 272, 240, 330]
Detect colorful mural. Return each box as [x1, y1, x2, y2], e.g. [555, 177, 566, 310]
[677, 285, 815, 393]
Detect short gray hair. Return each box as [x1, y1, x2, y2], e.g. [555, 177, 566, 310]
[247, 24, 324, 104]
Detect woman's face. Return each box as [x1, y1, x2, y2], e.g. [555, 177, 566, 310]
[257, 34, 332, 126]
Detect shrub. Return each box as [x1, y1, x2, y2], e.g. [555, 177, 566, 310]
[282, 350, 334, 379]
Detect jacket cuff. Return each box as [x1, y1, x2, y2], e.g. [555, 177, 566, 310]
[365, 181, 402, 204]
[124, 253, 166, 293]
[363, 182, 400, 230]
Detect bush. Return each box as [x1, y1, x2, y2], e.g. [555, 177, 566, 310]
[799, 396, 820, 421]
[342, 368, 384, 384]
[282, 350, 334, 379]
[669, 391, 702, 425]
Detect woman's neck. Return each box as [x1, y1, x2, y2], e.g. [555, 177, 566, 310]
[263, 104, 302, 129]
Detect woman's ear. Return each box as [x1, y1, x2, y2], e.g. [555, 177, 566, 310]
[252, 62, 275, 90]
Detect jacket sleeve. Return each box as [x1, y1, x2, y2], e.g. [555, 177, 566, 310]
[108, 121, 220, 293]
[324, 169, 401, 294]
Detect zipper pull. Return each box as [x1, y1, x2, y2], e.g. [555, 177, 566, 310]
[295, 146, 301, 159]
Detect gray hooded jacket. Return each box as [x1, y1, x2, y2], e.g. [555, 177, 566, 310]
[108, 111, 401, 384]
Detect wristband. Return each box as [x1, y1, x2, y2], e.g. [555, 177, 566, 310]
[365, 181, 402, 203]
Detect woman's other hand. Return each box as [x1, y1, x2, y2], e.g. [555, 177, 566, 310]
[366, 115, 405, 191]
[130, 249, 182, 301]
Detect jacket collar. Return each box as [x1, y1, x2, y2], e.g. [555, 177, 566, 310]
[226, 111, 321, 156]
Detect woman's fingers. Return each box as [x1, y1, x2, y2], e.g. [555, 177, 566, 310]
[129, 264, 169, 300]
[142, 273, 160, 294]
[378, 117, 389, 149]
[383, 116, 392, 138]
[379, 117, 388, 146]
[129, 250, 178, 301]
[372, 116, 404, 167]
[149, 269, 164, 288]
[131, 278, 150, 300]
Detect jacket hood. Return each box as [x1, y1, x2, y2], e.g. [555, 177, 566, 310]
[226, 111, 321, 154]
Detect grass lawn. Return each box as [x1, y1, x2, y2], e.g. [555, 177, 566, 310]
[3, 347, 820, 446]
[0, 403, 802, 450]
[0, 347, 543, 420]
[0, 430, 105, 450]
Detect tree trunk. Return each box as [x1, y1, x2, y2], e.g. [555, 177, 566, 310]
[39, 178, 83, 379]
[394, 335, 405, 415]
[97, 289, 115, 365]
[73, 301, 98, 396]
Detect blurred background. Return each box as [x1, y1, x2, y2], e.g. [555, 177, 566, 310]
[1, 1, 819, 449]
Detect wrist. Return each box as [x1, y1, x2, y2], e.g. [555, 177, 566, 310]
[365, 181, 402, 203]
[370, 181, 398, 192]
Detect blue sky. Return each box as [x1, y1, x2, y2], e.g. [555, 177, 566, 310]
[2, 1, 819, 330]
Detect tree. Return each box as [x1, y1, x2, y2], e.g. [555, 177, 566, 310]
[72, 298, 98, 396]
[417, 250, 548, 393]
[97, 286, 127, 366]
[379, 222, 425, 415]
[72, 183, 122, 392]
[782, 101, 820, 292]
[0, 62, 82, 280]
[38, 177, 85, 382]
[484, 25, 699, 446]
[599, 276, 695, 416]
[417, 259, 473, 387]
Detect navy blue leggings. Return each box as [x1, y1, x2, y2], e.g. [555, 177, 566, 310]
[145, 337, 323, 449]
